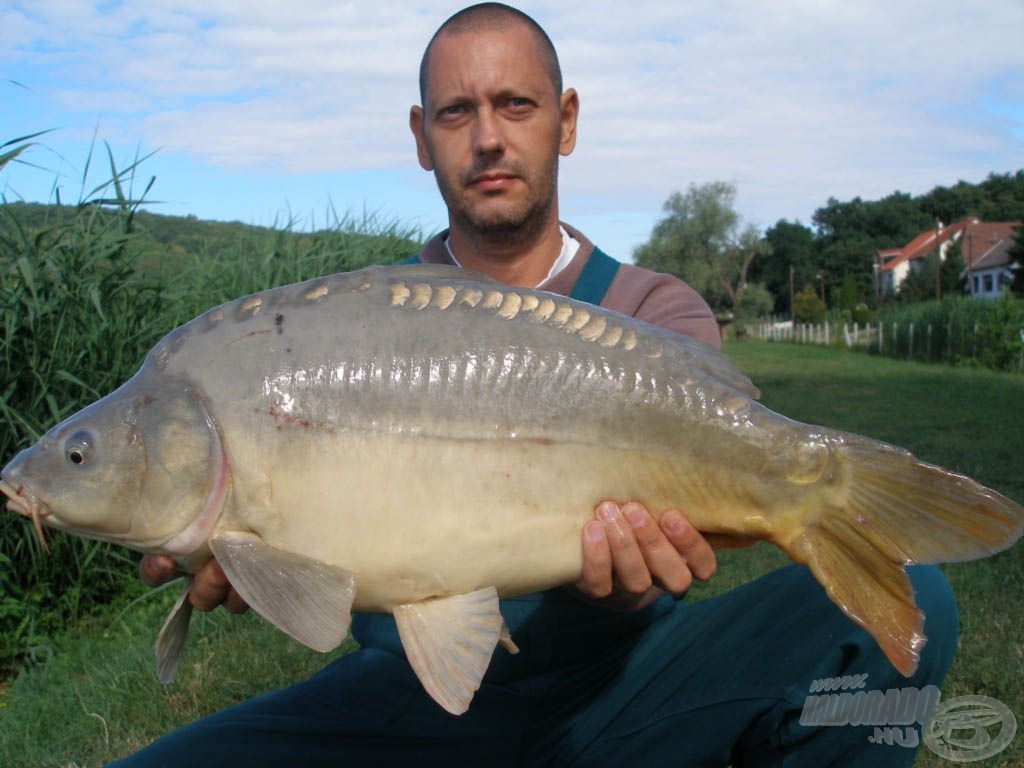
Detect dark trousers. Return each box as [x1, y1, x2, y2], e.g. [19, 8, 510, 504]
[108, 564, 957, 767]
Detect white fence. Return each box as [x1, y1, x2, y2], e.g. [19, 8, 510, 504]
[754, 320, 879, 349]
[752, 318, 1024, 371]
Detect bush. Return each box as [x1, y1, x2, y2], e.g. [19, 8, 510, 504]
[733, 282, 774, 338]
[793, 283, 826, 323]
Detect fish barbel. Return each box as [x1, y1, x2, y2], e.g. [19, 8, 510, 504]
[2, 264, 1022, 715]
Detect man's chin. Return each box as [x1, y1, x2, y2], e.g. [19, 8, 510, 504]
[460, 209, 532, 236]
[462, 195, 549, 229]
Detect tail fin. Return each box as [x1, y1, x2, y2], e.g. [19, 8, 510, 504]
[780, 439, 1024, 677]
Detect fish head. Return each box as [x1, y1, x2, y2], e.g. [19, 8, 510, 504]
[1, 369, 225, 555]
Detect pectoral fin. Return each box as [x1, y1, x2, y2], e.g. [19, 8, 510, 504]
[210, 530, 356, 652]
[393, 587, 511, 716]
[154, 576, 195, 683]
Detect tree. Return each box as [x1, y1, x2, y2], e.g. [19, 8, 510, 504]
[834, 272, 859, 314]
[1005, 224, 1024, 298]
[756, 220, 817, 315]
[734, 282, 774, 324]
[896, 246, 966, 303]
[634, 182, 771, 310]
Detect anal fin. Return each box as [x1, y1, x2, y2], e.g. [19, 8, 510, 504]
[787, 517, 924, 677]
[210, 530, 356, 653]
[394, 586, 510, 715]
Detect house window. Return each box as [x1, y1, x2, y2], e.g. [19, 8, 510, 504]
[973, 276, 980, 294]
[982, 274, 994, 292]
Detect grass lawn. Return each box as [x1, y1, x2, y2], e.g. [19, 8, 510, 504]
[707, 342, 1024, 768]
[1, 341, 1021, 767]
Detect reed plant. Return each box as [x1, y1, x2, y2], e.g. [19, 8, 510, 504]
[0, 143, 421, 675]
[876, 294, 1024, 371]
[0, 144, 165, 673]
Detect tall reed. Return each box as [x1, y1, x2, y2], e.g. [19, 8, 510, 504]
[1, 144, 165, 672]
[876, 294, 1024, 371]
[0, 142, 421, 674]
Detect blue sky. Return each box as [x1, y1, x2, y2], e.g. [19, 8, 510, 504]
[2, 1, 1023, 261]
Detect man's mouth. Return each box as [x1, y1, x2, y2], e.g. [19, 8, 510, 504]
[469, 172, 518, 192]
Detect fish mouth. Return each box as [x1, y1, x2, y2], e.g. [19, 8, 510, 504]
[0, 479, 52, 552]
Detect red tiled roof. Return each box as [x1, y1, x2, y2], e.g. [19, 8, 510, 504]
[960, 221, 1019, 268]
[877, 219, 1020, 273]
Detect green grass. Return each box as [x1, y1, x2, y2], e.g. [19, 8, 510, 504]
[1, 340, 1021, 766]
[0, 586, 352, 767]
[715, 341, 1024, 768]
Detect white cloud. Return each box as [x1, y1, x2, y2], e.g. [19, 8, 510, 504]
[3, 0, 1023, 244]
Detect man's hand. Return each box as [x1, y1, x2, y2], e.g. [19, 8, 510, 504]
[139, 554, 250, 614]
[574, 501, 716, 610]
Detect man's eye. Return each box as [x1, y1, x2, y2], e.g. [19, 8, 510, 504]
[504, 98, 534, 114]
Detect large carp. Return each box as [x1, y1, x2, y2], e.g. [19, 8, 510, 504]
[2, 265, 1022, 715]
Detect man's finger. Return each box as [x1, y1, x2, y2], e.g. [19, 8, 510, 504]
[222, 587, 251, 615]
[621, 502, 693, 594]
[659, 509, 717, 581]
[598, 502, 652, 595]
[139, 554, 179, 588]
[188, 560, 239, 612]
[576, 519, 613, 598]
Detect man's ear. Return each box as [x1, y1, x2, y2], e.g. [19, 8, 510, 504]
[410, 106, 434, 171]
[559, 88, 579, 156]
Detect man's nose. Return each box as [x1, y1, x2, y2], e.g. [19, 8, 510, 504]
[473, 108, 505, 156]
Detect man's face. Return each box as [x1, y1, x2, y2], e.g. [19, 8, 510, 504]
[411, 24, 578, 239]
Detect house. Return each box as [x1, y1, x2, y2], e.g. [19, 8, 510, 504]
[964, 226, 1019, 299]
[874, 218, 1020, 298]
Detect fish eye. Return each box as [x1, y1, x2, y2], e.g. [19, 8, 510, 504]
[64, 430, 95, 467]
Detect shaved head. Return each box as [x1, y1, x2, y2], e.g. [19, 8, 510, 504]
[418, 3, 562, 105]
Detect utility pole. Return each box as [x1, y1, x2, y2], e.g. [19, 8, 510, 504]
[789, 264, 795, 321]
[966, 229, 974, 296]
[934, 220, 942, 301]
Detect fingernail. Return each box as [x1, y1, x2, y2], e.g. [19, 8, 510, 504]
[584, 520, 605, 543]
[661, 510, 685, 535]
[597, 503, 626, 539]
[623, 505, 646, 528]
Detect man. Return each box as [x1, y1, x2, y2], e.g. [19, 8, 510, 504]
[120, 5, 957, 766]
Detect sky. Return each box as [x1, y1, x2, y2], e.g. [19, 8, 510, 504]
[2, 1, 1023, 261]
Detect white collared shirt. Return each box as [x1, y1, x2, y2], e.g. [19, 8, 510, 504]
[444, 226, 581, 288]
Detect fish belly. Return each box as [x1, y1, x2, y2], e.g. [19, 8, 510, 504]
[229, 429, 685, 612]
